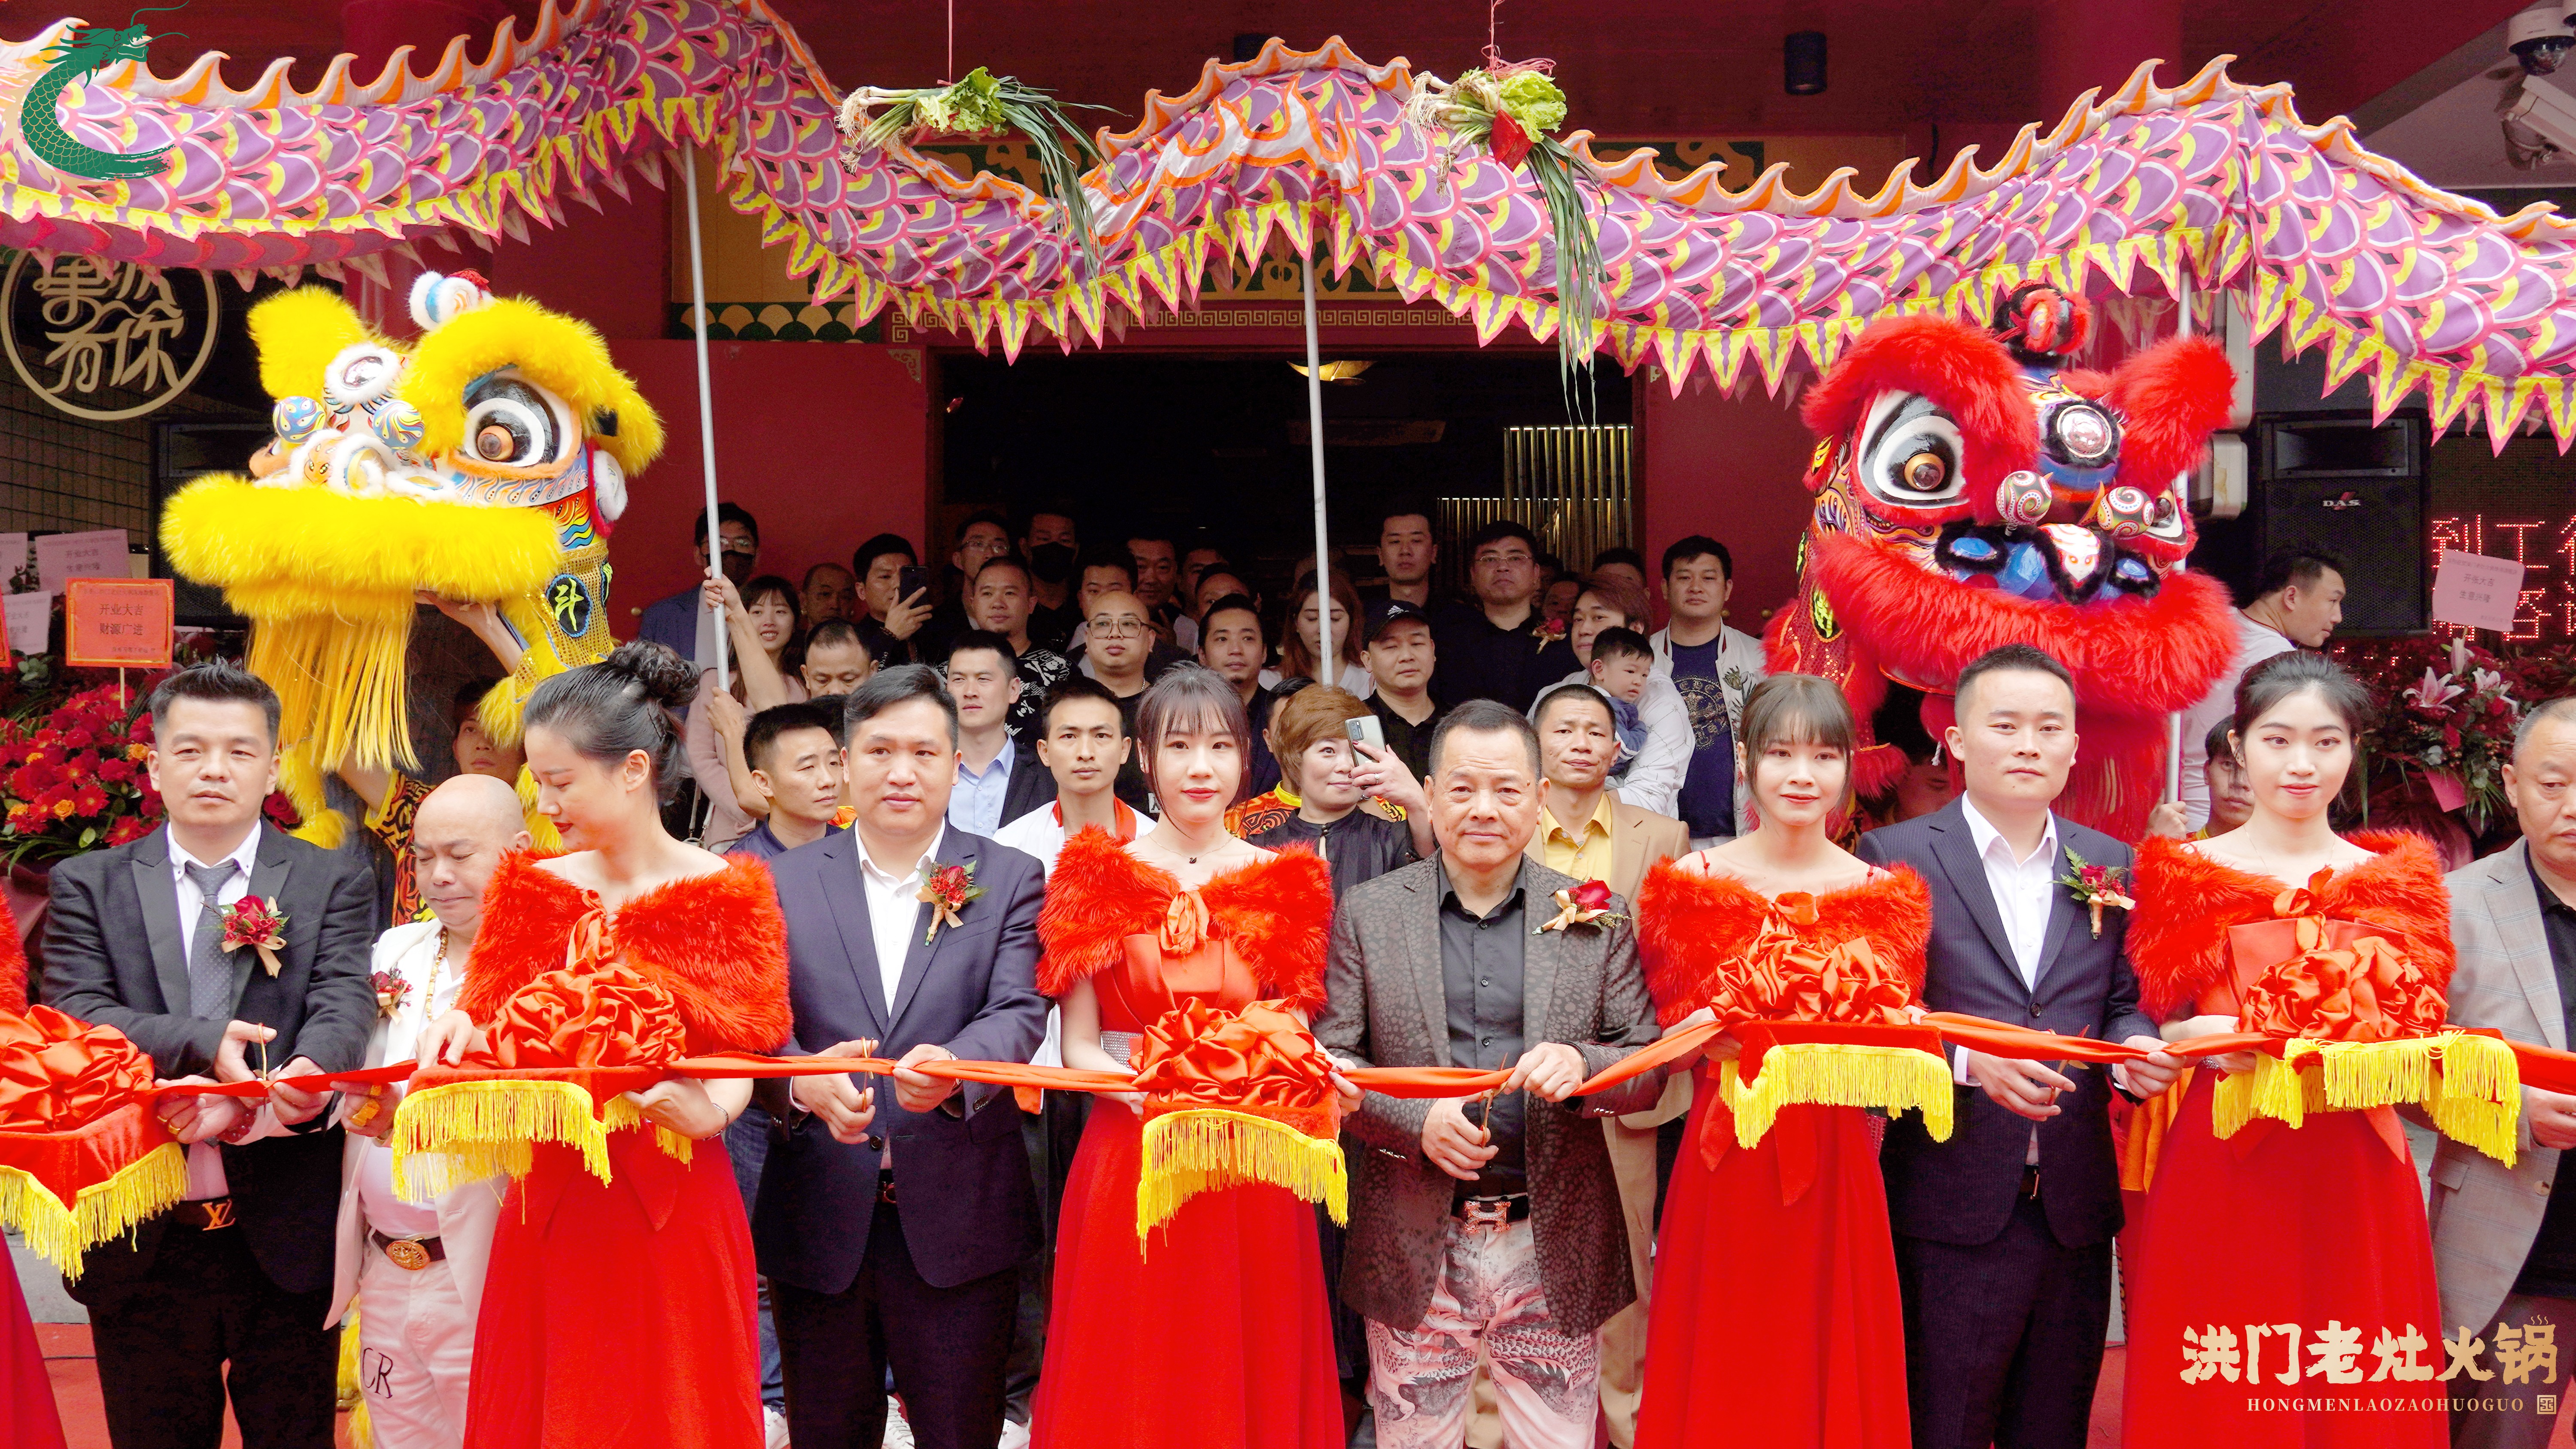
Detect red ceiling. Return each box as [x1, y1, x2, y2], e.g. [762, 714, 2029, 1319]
[0, 0, 2534, 181]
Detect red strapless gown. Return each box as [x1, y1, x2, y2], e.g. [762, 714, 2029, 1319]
[1631, 858, 1929, 1449]
[1030, 861, 1341, 1449]
[2121, 837, 2449, 1446]
[1, 1246, 64, 1449]
[1637, 1085, 1911, 1449]
[456, 856, 788, 1449]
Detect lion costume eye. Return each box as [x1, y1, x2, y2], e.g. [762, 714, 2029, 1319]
[1857, 392, 1969, 508]
[460, 374, 565, 470]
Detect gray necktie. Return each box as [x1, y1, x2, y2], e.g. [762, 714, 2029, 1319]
[185, 861, 241, 1021]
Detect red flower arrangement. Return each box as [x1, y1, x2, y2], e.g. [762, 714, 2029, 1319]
[2057, 851, 2136, 939]
[915, 859, 986, 945]
[221, 896, 288, 976]
[371, 969, 413, 1020]
[3, 672, 299, 867]
[2332, 637, 2522, 831]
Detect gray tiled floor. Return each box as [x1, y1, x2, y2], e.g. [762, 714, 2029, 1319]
[8, 1231, 85, 1323]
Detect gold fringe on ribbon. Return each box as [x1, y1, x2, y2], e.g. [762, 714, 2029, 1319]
[1137, 1108, 1346, 1244]
[0, 1141, 188, 1279]
[2208, 1031, 2521, 1164]
[1717, 1043, 1956, 1150]
[389, 1079, 699, 1202]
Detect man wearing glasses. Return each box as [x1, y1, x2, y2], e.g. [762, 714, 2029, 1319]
[638, 502, 760, 661]
[1429, 520, 1578, 713]
[1075, 590, 1159, 810]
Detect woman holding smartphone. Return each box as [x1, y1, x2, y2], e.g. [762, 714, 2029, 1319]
[1239, 685, 1429, 895]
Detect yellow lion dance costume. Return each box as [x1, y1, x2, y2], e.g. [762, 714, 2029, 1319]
[161, 270, 661, 848]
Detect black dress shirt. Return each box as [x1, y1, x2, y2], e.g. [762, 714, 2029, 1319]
[2512, 860, 2576, 1298]
[1429, 602, 1578, 713]
[1370, 695, 1444, 782]
[1438, 863, 1528, 1195]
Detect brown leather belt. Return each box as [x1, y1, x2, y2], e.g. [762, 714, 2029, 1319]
[172, 1198, 237, 1231]
[371, 1231, 446, 1270]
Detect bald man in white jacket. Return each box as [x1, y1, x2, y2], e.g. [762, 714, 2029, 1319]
[326, 776, 526, 1448]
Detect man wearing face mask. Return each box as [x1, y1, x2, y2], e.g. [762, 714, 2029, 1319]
[1019, 506, 1082, 655]
[638, 503, 760, 662]
[327, 776, 529, 1449]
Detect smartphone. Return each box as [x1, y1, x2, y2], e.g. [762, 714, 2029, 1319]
[897, 564, 935, 603]
[1344, 715, 1387, 753]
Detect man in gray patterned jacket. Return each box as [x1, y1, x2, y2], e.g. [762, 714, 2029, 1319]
[2430, 695, 2576, 1449]
[1317, 699, 1665, 1449]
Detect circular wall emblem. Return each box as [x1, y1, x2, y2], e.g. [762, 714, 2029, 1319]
[1, 254, 220, 421]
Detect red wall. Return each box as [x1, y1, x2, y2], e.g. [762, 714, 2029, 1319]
[1635, 381, 1819, 640]
[601, 342, 930, 631]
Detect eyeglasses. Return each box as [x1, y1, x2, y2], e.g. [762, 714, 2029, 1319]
[1091, 619, 1147, 638]
[711, 539, 757, 556]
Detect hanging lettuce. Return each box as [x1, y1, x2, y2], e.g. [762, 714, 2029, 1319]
[838, 69, 1112, 275]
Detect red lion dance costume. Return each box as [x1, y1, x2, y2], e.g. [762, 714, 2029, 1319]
[1769, 286, 2240, 839]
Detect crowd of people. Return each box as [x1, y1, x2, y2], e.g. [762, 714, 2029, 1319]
[16, 502, 2576, 1449]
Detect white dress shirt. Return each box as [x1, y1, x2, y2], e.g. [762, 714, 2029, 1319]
[172, 828, 264, 1200]
[949, 737, 1017, 837]
[992, 801, 1142, 1069]
[354, 923, 470, 1238]
[1953, 798, 2061, 1165]
[856, 825, 942, 1013]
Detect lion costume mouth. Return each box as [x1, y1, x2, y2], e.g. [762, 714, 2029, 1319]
[1932, 521, 2166, 605]
[1807, 530, 2237, 712]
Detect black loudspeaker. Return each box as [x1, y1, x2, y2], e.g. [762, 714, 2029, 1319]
[2251, 414, 2427, 635]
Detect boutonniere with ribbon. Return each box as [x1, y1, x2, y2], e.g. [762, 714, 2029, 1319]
[2057, 850, 2135, 939]
[221, 896, 288, 976]
[918, 860, 986, 945]
[1535, 879, 1622, 935]
[1532, 616, 1569, 652]
[371, 969, 411, 1022]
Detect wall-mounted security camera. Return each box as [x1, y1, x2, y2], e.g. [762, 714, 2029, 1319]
[2509, 2, 2576, 76]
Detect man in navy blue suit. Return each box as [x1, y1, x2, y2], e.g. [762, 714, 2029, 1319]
[752, 665, 1050, 1449]
[1856, 644, 2181, 1449]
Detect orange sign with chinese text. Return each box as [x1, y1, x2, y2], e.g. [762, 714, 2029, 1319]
[64, 578, 173, 667]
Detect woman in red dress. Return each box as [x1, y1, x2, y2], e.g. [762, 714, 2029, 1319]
[1030, 668, 1343, 1449]
[2123, 652, 2449, 1446]
[420, 642, 791, 1449]
[0, 907, 68, 1449]
[1633, 674, 1928, 1449]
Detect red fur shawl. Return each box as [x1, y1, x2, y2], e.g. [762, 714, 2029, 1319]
[2127, 832, 2454, 1024]
[1036, 828, 1332, 1012]
[458, 853, 792, 1055]
[1633, 862, 1934, 1028]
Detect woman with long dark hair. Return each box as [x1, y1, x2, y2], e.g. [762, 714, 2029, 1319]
[419, 641, 790, 1449]
[1632, 674, 1928, 1449]
[2122, 652, 2449, 1446]
[1031, 666, 1343, 1449]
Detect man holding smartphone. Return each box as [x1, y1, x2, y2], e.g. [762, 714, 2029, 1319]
[853, 534, 939, 666]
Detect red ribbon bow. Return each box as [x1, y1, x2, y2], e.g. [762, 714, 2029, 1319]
[1701, 893, 1913, 1031]
[476, 965, 689, 1070]
[1130, 999, 1338, 1128]
[2237, 872, 2445, 1044]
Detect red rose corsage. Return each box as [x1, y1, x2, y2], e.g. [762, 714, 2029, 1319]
[220, 896, 288, 976]
[1535, 879, 1621, 935]
[371, 970, 411, 1021]
[917, 859, 987, 945]
[1533, 616, 1569, 652]
[2057, 850, 2135, 940]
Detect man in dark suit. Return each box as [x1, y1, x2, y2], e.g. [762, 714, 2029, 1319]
[1856, 644, 2181, 1449]
[942, 630, 1055, 837]
[44, 661, 378, 1449]
[754, 664, 1050, 1449]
